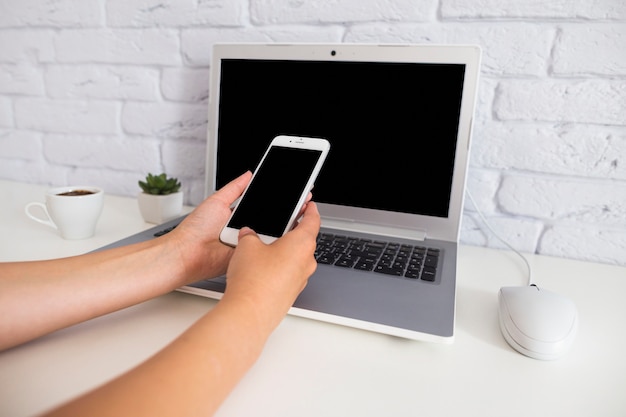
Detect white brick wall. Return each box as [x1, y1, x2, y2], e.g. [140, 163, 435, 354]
[0, 0, 624, 267]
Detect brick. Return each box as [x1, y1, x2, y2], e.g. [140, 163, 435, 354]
[15, 98, 119, 135]
[162, 138, 208, 205]
[461, 213, 543, 254]
[465, 169, 501, 213]
[0, 30, 55, 63]
[55, 29, 181, 65]
[495, 79, 626, 126]
[106, 0, 245, 27]
[43, 135, 161, 172]
[471, 122, 626, 180]
[474, 78, 497, 122]
[0, 0, 103, 28]
[441, 0, 626, 19]
[0, 129, 42, 160]
[161, 67, 210, 102]
[184, 178, 207, 206]
[0, 159, 67, 185]
[0, 64, 44, 95]
[554, 24, 626, 76]
[251, 0, 435, 24]
[45, 65, 160, 101]
[346, 23, 553, 76]
[0, 97, 12, 127]
[539, 225, 626, 266]
[162, 138, 206, 178]
[498, 176, 626, 227]
[122, 102, 207, 139]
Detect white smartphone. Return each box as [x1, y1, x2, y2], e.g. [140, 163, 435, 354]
[219, 135, 331, 246]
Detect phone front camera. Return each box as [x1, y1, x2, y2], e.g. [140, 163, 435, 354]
[331, 50, 336, 56]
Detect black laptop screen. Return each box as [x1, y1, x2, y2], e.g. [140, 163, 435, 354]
[215, 59, 465, 218]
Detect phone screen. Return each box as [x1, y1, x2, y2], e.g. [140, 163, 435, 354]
[227, 145, 323, 237]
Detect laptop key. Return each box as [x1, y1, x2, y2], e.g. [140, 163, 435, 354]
[404, 270, 420, 279]
[348, 249, 376, 259]
[365, 242, 386, 250]
[316, 255, 336, 265]
[335, 255, 357, 268]
[374, 265, 404, 276]
[425, 255, 438, 268]
[354, 261, 375, 271]
[421, 266, 436, 281]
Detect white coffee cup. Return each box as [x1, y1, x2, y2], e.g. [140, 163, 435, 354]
[25, 186, 104, 240]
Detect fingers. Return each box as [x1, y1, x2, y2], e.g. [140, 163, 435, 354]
[294, 192, 314, 220]
[212, 171, 252, 206]
[294, 202, 321, 238]
[238, 227, 257, 240]
[236, 203, 320, 248]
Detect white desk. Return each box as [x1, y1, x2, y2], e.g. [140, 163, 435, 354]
[1, 179, 625, 417]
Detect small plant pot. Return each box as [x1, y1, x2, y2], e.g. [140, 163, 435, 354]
[137, 191, 183, 224]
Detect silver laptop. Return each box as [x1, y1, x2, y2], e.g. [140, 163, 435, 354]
[102, 43, 481, 343]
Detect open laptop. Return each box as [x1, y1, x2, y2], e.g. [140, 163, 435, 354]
[100, 43, 481, 343]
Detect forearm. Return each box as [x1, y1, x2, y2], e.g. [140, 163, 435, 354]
[0, 237, 188, 351]
[34, 198, 319, 417]
[44, 298, 269, 417]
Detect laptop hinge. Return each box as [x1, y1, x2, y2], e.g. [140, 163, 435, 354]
[321, 218, 427, 241]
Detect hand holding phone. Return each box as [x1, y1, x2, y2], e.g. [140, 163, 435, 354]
[219, 135, 330, 246]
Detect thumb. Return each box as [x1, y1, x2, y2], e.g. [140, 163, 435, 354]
[238, 226, 258, 241]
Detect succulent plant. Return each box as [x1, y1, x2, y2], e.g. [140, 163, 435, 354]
[139, 173, 181, 195]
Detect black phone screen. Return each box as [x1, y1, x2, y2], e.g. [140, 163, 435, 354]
[227, 145, 323, 237]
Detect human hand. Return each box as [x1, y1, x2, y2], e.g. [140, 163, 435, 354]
[221, 201, 321, 335]
[166, 171, 252, 284]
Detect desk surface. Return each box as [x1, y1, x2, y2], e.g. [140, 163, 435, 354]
[1, 179, 625, 417]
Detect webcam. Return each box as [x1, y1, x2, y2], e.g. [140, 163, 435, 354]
[331, 50, 336, 56]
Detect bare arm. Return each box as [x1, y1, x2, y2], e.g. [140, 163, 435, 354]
[43, 201, 321, 417]
[0, 171, 252, 351]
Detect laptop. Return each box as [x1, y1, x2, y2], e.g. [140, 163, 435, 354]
[100, 43, 481, 343]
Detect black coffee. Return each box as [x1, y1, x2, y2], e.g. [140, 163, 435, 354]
[57, 190, 95, 196]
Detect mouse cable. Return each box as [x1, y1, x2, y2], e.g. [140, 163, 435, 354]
[465, 189, 534, 286]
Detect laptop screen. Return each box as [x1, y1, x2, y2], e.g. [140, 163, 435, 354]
[216, 58, 465, 218]
[208, 44, 480, 241]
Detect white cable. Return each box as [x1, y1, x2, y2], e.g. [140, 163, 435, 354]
[466, 189, 533, 286]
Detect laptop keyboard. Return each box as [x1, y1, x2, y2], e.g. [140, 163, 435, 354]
[315, 232, 440, 281]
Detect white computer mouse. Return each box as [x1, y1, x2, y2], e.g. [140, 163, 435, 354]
[498, 285, 578, 360]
